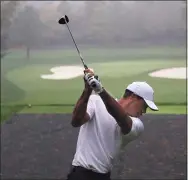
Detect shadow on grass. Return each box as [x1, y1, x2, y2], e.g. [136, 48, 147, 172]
[1, 76, 25, 103]
[1, 105, 25, 123]
[1, 74, 26, 123]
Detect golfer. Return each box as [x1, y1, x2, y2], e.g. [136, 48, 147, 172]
[66, 68, 158, 180]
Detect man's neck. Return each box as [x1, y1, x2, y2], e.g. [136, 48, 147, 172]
[118, 98, 125, 105]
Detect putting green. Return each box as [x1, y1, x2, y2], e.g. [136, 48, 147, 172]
[5, 60, 185, 106]
[90, 60, 185, 77]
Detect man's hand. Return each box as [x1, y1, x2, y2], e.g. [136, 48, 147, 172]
[84, 70, 104, 94]
[83, 68, 94, 91]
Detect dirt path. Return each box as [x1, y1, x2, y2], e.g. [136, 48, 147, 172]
[1, 114, 186, 180]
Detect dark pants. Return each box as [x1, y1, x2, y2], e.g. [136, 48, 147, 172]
[66, 166, 111, 180]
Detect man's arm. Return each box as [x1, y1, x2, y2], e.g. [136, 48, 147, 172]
[71, 69, 94, 127]
[84, 71, 132, 134]
[99, 89, 132, 134]
[71, 88, 92, 127]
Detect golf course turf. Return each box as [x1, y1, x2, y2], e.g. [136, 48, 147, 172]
[1, 47, 186, 121]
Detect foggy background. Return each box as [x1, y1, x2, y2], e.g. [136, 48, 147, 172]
[1, 3, 186, 180]
[1, 1, 186, 56]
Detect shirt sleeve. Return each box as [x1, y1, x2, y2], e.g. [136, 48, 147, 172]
[124, 117, 144, 140]
[86, 95, 95, 120]
[117, 117, 144, 141]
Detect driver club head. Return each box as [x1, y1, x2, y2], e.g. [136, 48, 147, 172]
[58, 15, 69, 24]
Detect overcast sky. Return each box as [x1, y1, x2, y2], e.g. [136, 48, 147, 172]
[26, 1, 84, 9]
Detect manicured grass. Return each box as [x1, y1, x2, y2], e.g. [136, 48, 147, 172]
[4, 60, 186, 105]
[1, 47, 186, 122]
[1, 105, 25, 122]
[1, 76, 25, 103]
[19, 105, 74, 114]
[18, 105, 186, 115]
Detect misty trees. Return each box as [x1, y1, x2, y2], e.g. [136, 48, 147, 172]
[1, 1, 20, 58]
[83, 1, 110, 44]
[58, 1, 115, 45]
[9, 6, 46, 59]
[56, 1, 82, 46]
[6, 1, 185, 52]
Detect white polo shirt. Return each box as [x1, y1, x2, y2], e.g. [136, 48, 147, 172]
[72, 94, 144, 173]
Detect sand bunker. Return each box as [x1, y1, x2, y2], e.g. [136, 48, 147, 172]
[41, 66, 84, 80]
[41, 66, 186, 80]
[149, 67, 186, 79]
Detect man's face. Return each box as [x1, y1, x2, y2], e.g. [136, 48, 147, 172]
[124, 95, 148, 117]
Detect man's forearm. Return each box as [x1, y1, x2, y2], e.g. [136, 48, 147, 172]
[99, 89, 132, 134]
[71, 88, 92, 126]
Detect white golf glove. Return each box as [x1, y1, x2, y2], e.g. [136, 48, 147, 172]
[84, 73, 104, 94]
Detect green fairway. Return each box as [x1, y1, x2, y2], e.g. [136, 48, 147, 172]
[1, 47, 186, 121]
[4, 60, 185, 105]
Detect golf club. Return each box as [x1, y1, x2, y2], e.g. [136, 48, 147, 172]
[58, 15, 99, 88]
[58, 15, 88, 69]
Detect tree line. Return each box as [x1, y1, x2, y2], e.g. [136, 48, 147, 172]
[1, 1, 186, 58]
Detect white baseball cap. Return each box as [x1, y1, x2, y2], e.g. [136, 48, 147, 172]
[126, 81, 158, 111]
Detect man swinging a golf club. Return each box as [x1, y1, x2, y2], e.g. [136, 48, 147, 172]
[66, 69, 158, 180]
[58, 15, 159, 180]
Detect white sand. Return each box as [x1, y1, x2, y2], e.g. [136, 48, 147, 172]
[149, 67, 186, 79]
[41, 66, 187, 80]
[41, 66, 84, 80]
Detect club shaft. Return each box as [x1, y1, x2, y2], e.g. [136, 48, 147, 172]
[65, 23, 88, 69]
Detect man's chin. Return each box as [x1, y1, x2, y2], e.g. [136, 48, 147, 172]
[130, 113, 143, 118]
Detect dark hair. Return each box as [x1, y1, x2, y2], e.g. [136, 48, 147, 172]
[123, 89, 142, 99]
[123, 89, 133, 98]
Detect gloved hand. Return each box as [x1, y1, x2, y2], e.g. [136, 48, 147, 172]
[83, 68, 94, 90]
[83, 68, 100, 81]
[84, 70, 104, 94]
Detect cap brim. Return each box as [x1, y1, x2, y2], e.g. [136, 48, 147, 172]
[145, 99, 159, 111]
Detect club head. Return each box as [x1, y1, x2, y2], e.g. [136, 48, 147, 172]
[58, 15, 69, 24]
